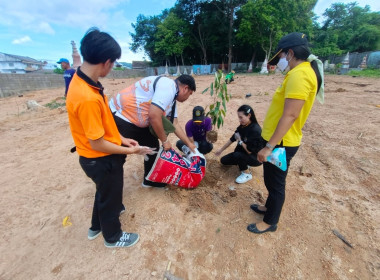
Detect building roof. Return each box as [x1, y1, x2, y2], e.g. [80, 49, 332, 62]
[0, 52, 44, 65]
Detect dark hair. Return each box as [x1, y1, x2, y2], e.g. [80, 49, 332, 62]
[176, 74, 196, 91]
[80, 27, 121, 64]
[237, 105, 258, 124]
[284, 45, 322, 94]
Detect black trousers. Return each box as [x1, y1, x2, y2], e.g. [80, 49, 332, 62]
[220, 150, 262, 171]
[262, 146, 299, 225]
[113, 115, 159, 182]
[79, 154, 126, 243]
[176, 139, 213, 155]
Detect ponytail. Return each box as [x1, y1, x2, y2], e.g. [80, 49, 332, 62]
[311, 60, 322, 93]
[307, 54, 325, 104]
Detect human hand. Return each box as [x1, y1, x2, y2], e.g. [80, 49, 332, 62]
[135, 146, 157, 155]
[162, 140, 172, 151]
[215, 149, 222, 157]
[257, 147, 272, 163]
[121, 137, 138, 147]
[234, 132, 241, 141]
[188, 142, 196, 153]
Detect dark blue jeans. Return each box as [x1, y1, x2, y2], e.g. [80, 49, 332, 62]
[79, 154, 126, 243]
[262, 146, 299, 225]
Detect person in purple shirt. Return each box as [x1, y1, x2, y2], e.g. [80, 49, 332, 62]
[57, 58, 76, 97]
[176, 106, 213, 154]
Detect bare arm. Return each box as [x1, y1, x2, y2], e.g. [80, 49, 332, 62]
[215, 139, 233, 157]
[257, 98, 305, 162]
[120, 135, 138, 147]
[149, 104, 166, 142]
[89, 137, 154, 155]
[240, 143, 251, 154]
[173, 118, 196, 152]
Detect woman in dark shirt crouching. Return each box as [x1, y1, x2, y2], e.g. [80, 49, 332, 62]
[215, 105, 263, 184]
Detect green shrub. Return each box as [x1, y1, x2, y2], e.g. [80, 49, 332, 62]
[348, 68, 380, 78]
[53, 68, 64, 74]
[45, 97, 66, 109]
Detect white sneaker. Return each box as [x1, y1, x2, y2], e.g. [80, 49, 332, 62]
[235, 172, 252, 184]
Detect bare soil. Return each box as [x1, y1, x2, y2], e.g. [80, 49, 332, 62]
[0, 74, 379, 280]
[206, 130, 218, 143]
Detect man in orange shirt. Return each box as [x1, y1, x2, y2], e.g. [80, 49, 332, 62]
[66, 28, 155, 248]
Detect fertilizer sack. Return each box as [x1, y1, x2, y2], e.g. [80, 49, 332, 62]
[146, 147, 206, 189]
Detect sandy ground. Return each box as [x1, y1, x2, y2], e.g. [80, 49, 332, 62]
[0, 73, 379, 280]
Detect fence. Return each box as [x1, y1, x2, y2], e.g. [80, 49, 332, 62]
[145, 62, 250, 76]
[0, 69, 146, 98]
[320, 50, 380, 68]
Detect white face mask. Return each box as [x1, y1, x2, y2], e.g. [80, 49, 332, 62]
[277, 56, 289, 72]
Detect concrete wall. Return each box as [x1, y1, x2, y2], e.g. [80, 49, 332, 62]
[0, 69, 146, 98]
[0, 73, 63, 98]
[106, 69, 146, 79]
[320, 50, 380, 68]
[145, 62, 250, 76]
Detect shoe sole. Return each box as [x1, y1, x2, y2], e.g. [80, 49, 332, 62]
[88, 231, 102, 240]
[104, 235, 140, 248]
[235, 178, 252, 184]
[141, 183, 152, 188]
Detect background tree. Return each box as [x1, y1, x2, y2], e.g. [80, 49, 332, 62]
[173, 0, 224, 65]
[209, 0, 247, 71]
[155, 11, 191, 65]
[237, 0, 316, 62]
[130, 11, 168, 64]
[129, 0, 380, 66]
[312, 3, 380, 55]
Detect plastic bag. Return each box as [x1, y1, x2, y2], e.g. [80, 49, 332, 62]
[145, 147, 206, 188]
[266, 147, 287, 171]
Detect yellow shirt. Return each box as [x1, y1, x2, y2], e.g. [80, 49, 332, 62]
[261, 62, 317, 146]
[66, 69, 121, 158]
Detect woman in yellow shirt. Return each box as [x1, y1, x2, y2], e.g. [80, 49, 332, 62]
[248, 32, 324, 234]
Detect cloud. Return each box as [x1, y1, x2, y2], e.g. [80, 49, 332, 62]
[0, 0, 131, 33]
[12, 36, 32, 44]
[36, 22, 55, 35]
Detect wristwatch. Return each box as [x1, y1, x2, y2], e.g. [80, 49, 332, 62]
[266, 142, 274, 150]
[238, 140, 243, 145]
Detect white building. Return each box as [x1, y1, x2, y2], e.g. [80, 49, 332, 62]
[0, 52, 45, 74]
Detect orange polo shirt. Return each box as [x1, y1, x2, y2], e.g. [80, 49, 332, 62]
[66, 67, 121, 158]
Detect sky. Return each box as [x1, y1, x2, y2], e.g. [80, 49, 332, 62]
[0, 0, 379, 64]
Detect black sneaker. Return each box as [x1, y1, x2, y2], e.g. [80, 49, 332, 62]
[142, 179, 167, 188]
